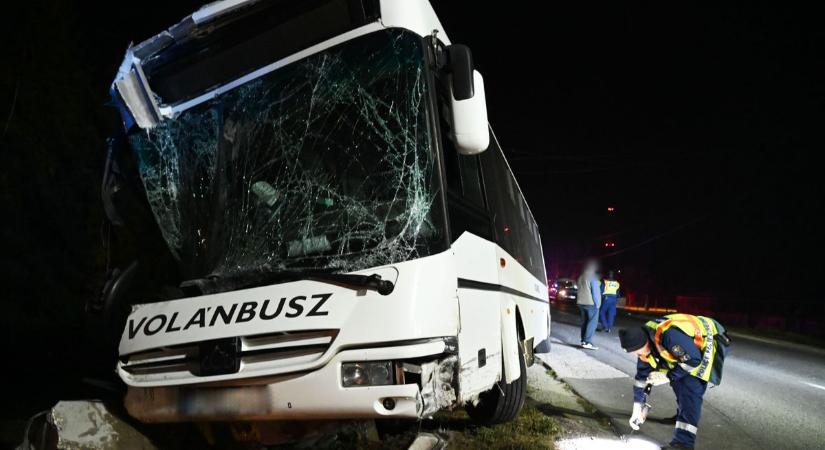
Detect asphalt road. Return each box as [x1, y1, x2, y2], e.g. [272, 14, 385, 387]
[545, 305, 825, 450]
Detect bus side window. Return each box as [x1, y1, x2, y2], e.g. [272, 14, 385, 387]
[441, 110, 462, 193]
[458, 155, 485, 208]
[438, 93, 486, 206]
[438, 88, 491, 241]
[479, 135, 545, 281]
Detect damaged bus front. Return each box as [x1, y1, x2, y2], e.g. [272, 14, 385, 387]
[100, 0, 550, 426]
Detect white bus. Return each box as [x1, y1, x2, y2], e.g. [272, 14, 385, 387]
[102, 0, 550, 428]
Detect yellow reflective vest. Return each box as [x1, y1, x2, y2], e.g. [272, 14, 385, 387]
[603, 280, 620, 295]
[643, 313, 719, 382]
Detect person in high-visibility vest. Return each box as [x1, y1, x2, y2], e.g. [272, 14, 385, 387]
[619, 314, 731, 449]
[598, 271, 620, 332]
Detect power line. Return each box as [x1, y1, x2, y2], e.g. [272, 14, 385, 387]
[600, 216, 705, 258]
[544, 216, 705, 265]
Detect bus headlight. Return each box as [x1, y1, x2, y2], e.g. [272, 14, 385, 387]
[342, 361, 393, 387]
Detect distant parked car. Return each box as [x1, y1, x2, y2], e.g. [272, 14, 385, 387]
[549, 278, 578, 302]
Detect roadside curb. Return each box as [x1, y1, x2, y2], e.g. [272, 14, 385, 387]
[531, 355, 598, 417]
[534, 354, 623, 437]
[407, 432, 446, 450]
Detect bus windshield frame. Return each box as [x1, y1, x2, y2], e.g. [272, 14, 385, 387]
[126, 28, 447, 280]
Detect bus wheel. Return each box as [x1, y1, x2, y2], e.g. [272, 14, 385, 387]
[465, 340, 527, 425]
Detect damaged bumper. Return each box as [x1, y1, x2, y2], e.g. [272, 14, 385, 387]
[124, 339, 457, 422]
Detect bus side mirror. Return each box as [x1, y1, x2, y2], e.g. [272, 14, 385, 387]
[447, 45, 489, 155]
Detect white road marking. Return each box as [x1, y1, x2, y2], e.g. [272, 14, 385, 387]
[804, 382, 825, 392]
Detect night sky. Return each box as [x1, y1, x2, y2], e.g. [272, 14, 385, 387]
[0, 0, 823, 417]
[434, 2, 824, 300]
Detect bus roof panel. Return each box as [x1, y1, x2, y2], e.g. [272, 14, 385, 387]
[112, 0, 450, 129]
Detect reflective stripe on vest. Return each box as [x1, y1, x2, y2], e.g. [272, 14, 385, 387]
[644, 314, 718, 382]
[603, 280, 620, 295]
[694, 316, 716, 380]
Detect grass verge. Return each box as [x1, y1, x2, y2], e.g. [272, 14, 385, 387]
[437, 405, 562, 450]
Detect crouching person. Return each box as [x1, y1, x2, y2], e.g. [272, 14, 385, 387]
[619, 313, 731, 449]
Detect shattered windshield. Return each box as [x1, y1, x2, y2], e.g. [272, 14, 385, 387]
[129, 29, 443, 278]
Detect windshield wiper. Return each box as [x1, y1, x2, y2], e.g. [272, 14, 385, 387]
[306, 272, 395, 296]
[181, 267, 395, 296]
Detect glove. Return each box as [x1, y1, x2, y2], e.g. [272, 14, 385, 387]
[646, 371, 670, 387]
[629, 402, 647, 430]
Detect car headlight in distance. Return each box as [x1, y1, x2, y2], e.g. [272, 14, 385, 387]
[342, 361, 393, 387]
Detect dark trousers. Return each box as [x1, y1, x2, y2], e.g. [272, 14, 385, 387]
[599, 295, 617, 330]
[671, 375, 708, 448]
[578, 304, 598, 344]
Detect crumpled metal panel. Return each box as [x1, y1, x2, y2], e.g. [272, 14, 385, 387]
[419, 355, 458, 417]
[128, 29, 441, 279]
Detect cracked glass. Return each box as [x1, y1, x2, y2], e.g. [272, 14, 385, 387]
[129, 29, 444, 278]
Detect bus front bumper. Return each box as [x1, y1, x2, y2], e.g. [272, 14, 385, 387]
[124, 339, 456, 422]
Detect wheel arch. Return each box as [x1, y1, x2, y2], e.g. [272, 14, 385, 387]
[500, 297, 520, 383]
[514, 305, 526, 340]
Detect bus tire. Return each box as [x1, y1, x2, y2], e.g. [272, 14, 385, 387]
[465, 339, 527, 425]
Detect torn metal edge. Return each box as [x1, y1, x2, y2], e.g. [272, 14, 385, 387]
[113, 61, 160, 129]
[419, 355, 458, 418]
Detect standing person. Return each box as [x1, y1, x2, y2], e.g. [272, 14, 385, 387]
[619, 314, 731, 449]
[599, 271, 620, 332]
[576, 260, 601, 350]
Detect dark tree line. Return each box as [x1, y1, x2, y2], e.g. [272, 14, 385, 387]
[0, 0, 199, 420]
